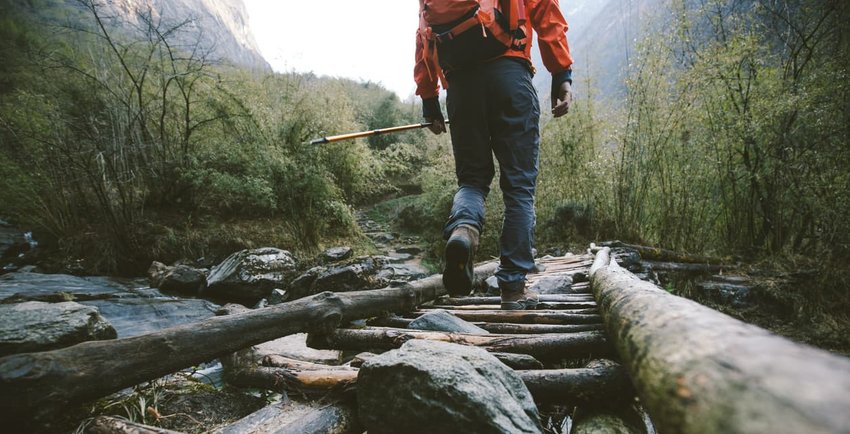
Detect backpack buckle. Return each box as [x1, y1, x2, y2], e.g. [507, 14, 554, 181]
[435, 31, 455, 43]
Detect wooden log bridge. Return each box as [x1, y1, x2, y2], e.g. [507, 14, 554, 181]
[591, 247, 850, 434]
[2, 249, 849, 433]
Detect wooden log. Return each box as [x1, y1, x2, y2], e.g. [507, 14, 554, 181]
[476, 322, 605, 334]
[84, 416, 184, 434]
[261, 355, 356, 371]
[519, 359, 634, 405]
[307, 327, 612, 360]
[598, 241, 729, 264]
[427, 301, 598, 310]
[229, 364, 634, 406]
[642, 260, 727, 273]
[365, 315, 414, 328]
[491, 352, 545, 370]
[437, 294, 595, 305]
[591, 247, 850, 434]
[221, 334, 357, 394]
[213, 398, 362, 434]
[0, 262, 499, 419]
[532, 256, 595, 269]
[565, 359, 646, 434]
[406, 309, 603, 325]
[367, 316, 604, 334]
[233, 366, 359, 392]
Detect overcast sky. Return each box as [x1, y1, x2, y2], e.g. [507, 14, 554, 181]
[244, 1, 420, 99]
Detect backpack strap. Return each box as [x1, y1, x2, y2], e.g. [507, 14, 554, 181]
[418, 16, 448, 89]
[428, 2, 513, 47]
[499, 0, 527, 31]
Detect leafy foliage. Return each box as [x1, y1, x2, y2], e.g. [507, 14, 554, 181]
[533, 0, 850, 314]
[0, 0, 426, 272]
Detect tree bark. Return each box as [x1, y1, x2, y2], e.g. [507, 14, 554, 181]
[227, 363, 633, 406]
[229, 366, 359, 393]
[307, 327, 612, 360]
[591, 247, 850, 434]
[0, 263, 499, 419]
[368, 316, 604, 334]
[436, 294, 595, 305]
[519, 359, 634, 405]
[477, 323, 605, 334]
[428, 301, 598, 310]
[406, 309, 603, 325]
[261, 355, 355, 371]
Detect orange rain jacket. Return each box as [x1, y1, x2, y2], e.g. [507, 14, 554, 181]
[414, 0, 573, 100]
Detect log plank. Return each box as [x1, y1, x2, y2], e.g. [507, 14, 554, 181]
[307, 327, 612, 360]
[0, 263, 499, 418]
[591, 248, 850, 434]
[406, 309, 603, 325]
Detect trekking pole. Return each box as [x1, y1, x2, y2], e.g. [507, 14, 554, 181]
[308, 121, 448, 145]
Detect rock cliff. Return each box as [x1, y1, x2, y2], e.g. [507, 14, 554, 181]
[72, 0, 270, 71]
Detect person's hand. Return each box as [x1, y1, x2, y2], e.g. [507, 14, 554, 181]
[422, 97, 446, 135]
[551, 81, 573, 118]
[426, 117, 446, 135]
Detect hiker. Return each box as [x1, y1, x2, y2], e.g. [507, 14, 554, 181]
[414, 0, 573, 310]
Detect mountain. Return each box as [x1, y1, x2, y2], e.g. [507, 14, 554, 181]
[532, 0, 665, 104]
[24, 0, 270, 72]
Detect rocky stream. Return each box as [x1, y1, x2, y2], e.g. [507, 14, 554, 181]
[2, 213, 824, 434]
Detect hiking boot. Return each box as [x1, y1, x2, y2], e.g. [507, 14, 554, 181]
[442, 224, 479, 297]
[500, 280, 539, 310]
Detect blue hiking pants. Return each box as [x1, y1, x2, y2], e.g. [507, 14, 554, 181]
[443, 57, 541, 286]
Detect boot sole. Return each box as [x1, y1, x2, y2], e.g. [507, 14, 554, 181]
[442, 237, 473, 296]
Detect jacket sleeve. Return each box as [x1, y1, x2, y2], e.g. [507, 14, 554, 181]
[528, 0, 573, 75]
[414, 3, 440, 100]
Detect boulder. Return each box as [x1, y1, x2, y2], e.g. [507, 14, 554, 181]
[159, 265, 206, 294]
[0, 301, 116, 356]
[267, 288, 289, 305]
[287, 266, 323, 300]
[408, 309, 489, 334]
[148, 261, 207, 294]
[205, 248, 298, 303]
[288, 256, 428, 300]
[321, 246, 353, 262]
[377, 263, 429, 282]
[358, 340, 543, 434]
[529, 274, 574, 294]
[695, 280, 752, 308]
[312, 256, 388, 292]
